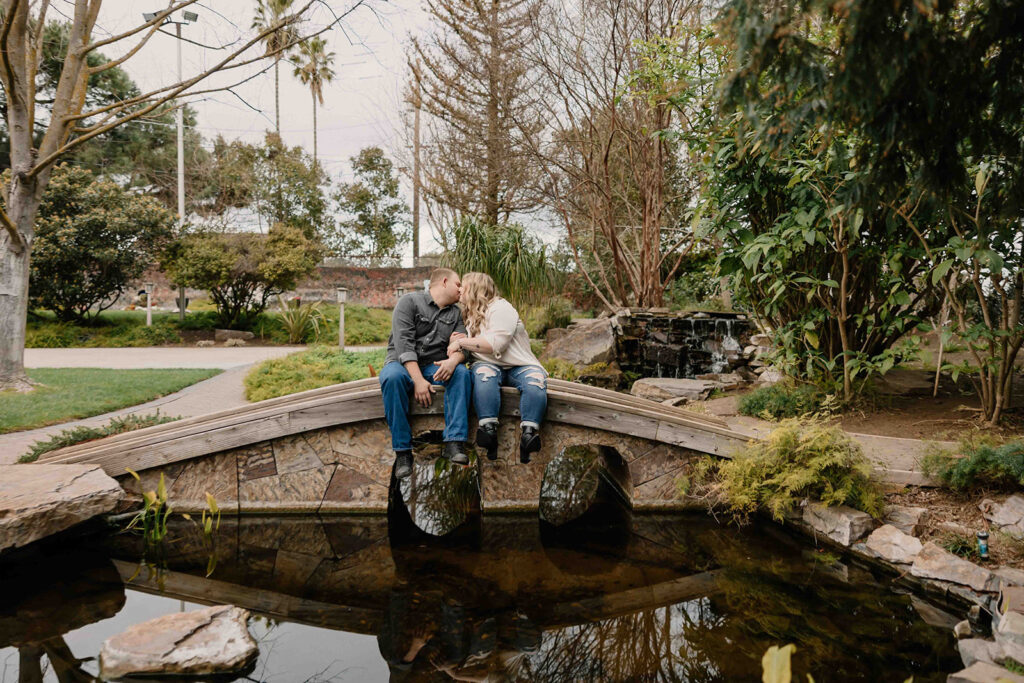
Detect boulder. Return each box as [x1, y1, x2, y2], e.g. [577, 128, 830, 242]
[630, 378, 721, 402]
[695, 372, 746, 389]
[872, 368, 935, 396]
[864, 524, 923, 564]
[958, 639, 1002, 668]
[100, 605, 257, 679]
[910, 543, 998, 593]
[756, 369, 784, 385]
[981, 496, 1024, 540]
[911, 595, 962, 630]
[1000, 586, 1024, 616]
[997, 568, 1024, 589]
[802, 503, 875, 546]
[545, 327, 568, 345]
[750, 333, 771, 346]
[948, 662, 1024, 683]
[540, 318, 616, 368]
[0, 464, 123, 552]
[884, 505, 931, 537]
[955, 620, 974, 639]
[214, 328, 255, 342]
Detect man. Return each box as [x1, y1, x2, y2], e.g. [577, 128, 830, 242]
[379, 268, 472, 479]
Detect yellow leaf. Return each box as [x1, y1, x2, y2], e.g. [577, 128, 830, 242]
[762, 644, 796, 683]
[157, 473, 167, 502]
[125, 468, 140, 482]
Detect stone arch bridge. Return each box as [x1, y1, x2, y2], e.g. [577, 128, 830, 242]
[37, 378, 751, 515]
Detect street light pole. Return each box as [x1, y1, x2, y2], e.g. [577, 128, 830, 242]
[176, 21, 186, 321]
[337, 288, 348, 351]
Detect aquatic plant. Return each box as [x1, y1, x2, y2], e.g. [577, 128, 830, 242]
[124, 470, 173, 544]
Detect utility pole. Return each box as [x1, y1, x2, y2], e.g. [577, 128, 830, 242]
[411, 60, 422, 268]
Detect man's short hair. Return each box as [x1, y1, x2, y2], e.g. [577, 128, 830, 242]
[430, 268, 457, 286]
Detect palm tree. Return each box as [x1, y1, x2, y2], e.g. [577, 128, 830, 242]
[252, 0, 298, 135]
[289, 37, 336, 164]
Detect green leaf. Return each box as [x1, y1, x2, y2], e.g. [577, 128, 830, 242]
[932, 260, 953, 285]
[762, 644, 795, 683]
[893, 291, 911, 307]
[822, 280, 839, 288]
[805, 331, 820, 349]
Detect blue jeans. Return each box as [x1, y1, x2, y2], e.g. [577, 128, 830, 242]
[471, 363, 548, 428]
[379, 361, 471, 451]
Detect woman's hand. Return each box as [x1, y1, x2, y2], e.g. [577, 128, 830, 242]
[447, 337, 463, 356]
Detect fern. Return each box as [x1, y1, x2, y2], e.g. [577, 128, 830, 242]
[714, 419, 884, 523]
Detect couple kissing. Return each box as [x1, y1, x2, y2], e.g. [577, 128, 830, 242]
[379, 268, 548, 479]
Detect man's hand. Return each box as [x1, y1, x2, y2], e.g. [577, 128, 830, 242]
[413, 377, 436, 407]
[433, 357, 460, 382]
[446, 337, 463, 356]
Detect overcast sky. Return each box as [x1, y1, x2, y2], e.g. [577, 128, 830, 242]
[91, 0, 438, 261]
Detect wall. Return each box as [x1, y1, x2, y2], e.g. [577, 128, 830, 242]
[615, 311, 755, 378]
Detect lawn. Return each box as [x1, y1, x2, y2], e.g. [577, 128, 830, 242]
[0, 368, 222, 433]
[244, 346, 386, 401]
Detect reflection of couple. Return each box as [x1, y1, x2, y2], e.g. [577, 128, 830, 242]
[380, 268, 548, 479]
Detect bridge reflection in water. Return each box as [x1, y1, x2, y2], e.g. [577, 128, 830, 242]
[54, 512, 958, 682]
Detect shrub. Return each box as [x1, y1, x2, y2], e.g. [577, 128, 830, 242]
[244, 346, 387, 401]
[21, 412, 180, 463]
[542, 358, 579, 381]
[26, 165, 175, 323]
[738, 383, 824, 420]
[524, 297, 573, 337]
[712, 419, 884, 523]
[922, 440, 1024, 490]
[277, 296, 327, 344]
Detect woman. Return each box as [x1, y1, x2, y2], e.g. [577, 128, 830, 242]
[448, 272, 548, 464]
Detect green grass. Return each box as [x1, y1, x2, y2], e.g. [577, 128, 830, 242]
[20, 412, 180, 463]
[244, 346, 387, 401]
[0, 368, 221, 433]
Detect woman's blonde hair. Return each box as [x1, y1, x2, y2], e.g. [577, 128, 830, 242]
[461, 272, 498, 336]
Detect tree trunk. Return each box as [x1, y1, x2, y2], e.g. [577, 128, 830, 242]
[312, 94, 318, 165]
[0, 182, 42, 392]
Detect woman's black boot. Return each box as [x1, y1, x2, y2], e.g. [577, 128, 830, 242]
[476, 422, 499, 461]
[520, 426, 541, 464]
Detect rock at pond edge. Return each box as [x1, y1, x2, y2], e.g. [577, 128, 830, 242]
[100, 605, 257, 679]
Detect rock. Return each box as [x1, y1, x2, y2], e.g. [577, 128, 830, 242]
[884, 505, 931, 536]
[948, 662, 1024, 683]
[802, 502, 875, 546]
[578, 360, 625, 390]
[661, 396, 690, 407]
[981, 496, 1024, 540]
[997, 569, 1024, 589]
[214, 329, 255, 342]
[695, 372, 746, 389]
[224, 338, 247, 347]
[911, 595, 962, 630]
[1000, 586, 1024, 616]
[996, 611, 1024, 649]
[958, 639, 1002, 668]
[736, 366, 760, 382]
[0, 464, 123, 553]
[540, 318, 616, 368]
[545, 327, 568, 344]
[865, 524, 923, 564]
[630, 378, 722, 402]
[873, 368, 935, 396]
[756, 369, 784, 385]
[100, 605, 257, 679]
[196, 340, 215, 347]
[743, 345, 758, 357]
[910, 543, 998, 593]
[938, 521, 973, 537]
[750, 333, 771, 346]
[955, 620, 975, 639]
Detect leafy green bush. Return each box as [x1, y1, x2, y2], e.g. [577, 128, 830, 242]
[244, 346, 387, 401]
[276, 296, 327, 344]
[175, 311, 220, 330]
[25, 320, 183, 347]
[738, 383, 824, 420]
[524, 297, 573, 337]
[712, 419, 884, 523]
[21, 412, 180, 463]
[542, 358, 579, 381]
[922, 440, 1024, 490]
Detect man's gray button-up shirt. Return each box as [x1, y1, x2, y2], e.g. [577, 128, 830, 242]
[384, 289, 467, 367]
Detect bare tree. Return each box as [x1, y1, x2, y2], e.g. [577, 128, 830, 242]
[411, 0, 544, 231]
[0, 0, 368, 391]
[526, 0, 706, 309]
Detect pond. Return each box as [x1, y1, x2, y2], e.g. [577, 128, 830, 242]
[0, 510, 961, 682]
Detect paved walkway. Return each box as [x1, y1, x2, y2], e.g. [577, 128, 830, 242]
[2, 346, 386, 464]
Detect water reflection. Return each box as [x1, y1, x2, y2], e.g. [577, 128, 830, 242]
[539, 445, 631, 527]
[392, 437, 482, 538]
[1, 513, 962, 682]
